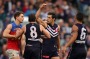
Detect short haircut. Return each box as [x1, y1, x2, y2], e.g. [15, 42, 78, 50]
[76, 12, 84, 22]
[28, 14, 36, 22]
[48, 12, 56, 19]
[14, 11, 24, 20]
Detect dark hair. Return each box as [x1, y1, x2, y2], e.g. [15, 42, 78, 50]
[76, 12, 84, 22]
[28, 14, 36, 22]
[14, 11, 24, 20]
[48, 12, 56, 19]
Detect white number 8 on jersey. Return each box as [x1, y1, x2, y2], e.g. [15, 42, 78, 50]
[30, 26, 37, 38]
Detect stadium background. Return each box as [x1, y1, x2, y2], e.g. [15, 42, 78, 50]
[0, 0, 90, 59]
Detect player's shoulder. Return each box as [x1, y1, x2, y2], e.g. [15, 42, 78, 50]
[72, 24, 78, 31]
[4, 24, 12, 30]
[40, 24, 43, 28]
[8, 22, 16, 28]
[53, 23, 58, 27]
[7, 23, 12, 28]
[74, 23, 84, 26]
[10, 22, 15, 25]
[54, 23, 57, 25]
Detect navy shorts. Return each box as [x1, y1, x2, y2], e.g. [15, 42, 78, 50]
[67, 47, 87, 59]
[42, 47, 59, 59]
[23, 46, 41, 59]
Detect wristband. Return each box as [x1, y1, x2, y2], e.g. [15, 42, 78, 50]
[58, 49, 60, 50]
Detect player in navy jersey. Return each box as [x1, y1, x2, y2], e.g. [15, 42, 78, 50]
[35, 4, 60, 59]
[62, 12, 87, 59]
[16, 14, 51, 59]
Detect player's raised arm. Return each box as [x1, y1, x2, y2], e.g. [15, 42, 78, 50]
[35, 3, 46, 19]
[35, 4, 47, 28]
[3, 24, 15, 38]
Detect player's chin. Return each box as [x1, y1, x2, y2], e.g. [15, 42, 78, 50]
[47, 22, 50, 24]
[20, 21, 23, 23]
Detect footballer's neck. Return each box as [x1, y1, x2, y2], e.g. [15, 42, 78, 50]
[51, 20, 54, 26]
[30, 21, 36, 23]
[15, 20, 20, 25]
[76, 21, 82, 24]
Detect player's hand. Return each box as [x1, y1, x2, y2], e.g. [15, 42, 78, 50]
[16, 28, 21, 36]
[58, 49, 61, 56]
[39, 3, 47, 10]
[61, 46, 67, 54]
[57, 49, 63, 59]
[15, 28, 22, 40]
[39, 38, 43, 43]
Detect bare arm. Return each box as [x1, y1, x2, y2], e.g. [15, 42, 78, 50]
[40, 25, 51, 38]
[35, 4, 47, 28]
[56, 25, 61, 50]
[65, 25, 78, 47]
[3, 24, 15, 38]
[16, 26, 26, 55]
[21, 34, 26, 55]
[35, 4, 47, 19]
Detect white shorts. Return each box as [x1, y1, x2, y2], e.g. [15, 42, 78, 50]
[6, 49, 20, 59]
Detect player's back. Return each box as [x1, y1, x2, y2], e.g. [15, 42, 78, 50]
[25, 23, 42, 47]
[67, 23, 87, 59]
[72, 23, 87, 48]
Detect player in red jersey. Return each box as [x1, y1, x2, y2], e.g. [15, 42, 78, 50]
[3, 11, 24, 59]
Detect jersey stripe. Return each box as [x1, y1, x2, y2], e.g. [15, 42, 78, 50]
[46, 25, 58, 37]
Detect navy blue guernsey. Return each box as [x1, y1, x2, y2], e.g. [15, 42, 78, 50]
[43, 23, 58, 49]
[25, 23, 42, 47]
[72, 23, 87, 48]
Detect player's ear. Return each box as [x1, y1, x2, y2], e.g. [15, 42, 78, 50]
[16, 16, 19, 20]
[54, 18, 55, 21]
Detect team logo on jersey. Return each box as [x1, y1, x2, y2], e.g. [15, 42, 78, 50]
[55, 28, 58, 32]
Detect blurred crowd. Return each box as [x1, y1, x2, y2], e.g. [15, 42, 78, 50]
[0, 0, 90, 59]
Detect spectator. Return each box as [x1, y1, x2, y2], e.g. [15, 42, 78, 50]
[22, 1, 29, 13]
[68, 17, 74, 27]
[0, 38, 7, 59]
[0, 8, 6, 21]
[4, 0, 12, 13]
[24, 4, 36, 16]
[63, 22, 72, 38]
[54, 5, 61, 19]
[0, 0, 4, 9]
[7, 4, 17, 19]
[78, 0, 90, 14]
[16, 1, 22, 11]
[61, 0, 69, 11]
[67, 5, 77, 17]
[0, 8, 6, 30]
[35, 0, 44, 10]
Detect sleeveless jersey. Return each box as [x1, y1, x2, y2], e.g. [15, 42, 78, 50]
[72, 23, 87, 48]
[7, 22, 22, 51]
[25, 23, 42, 47]
[43, 24, 58, 49]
